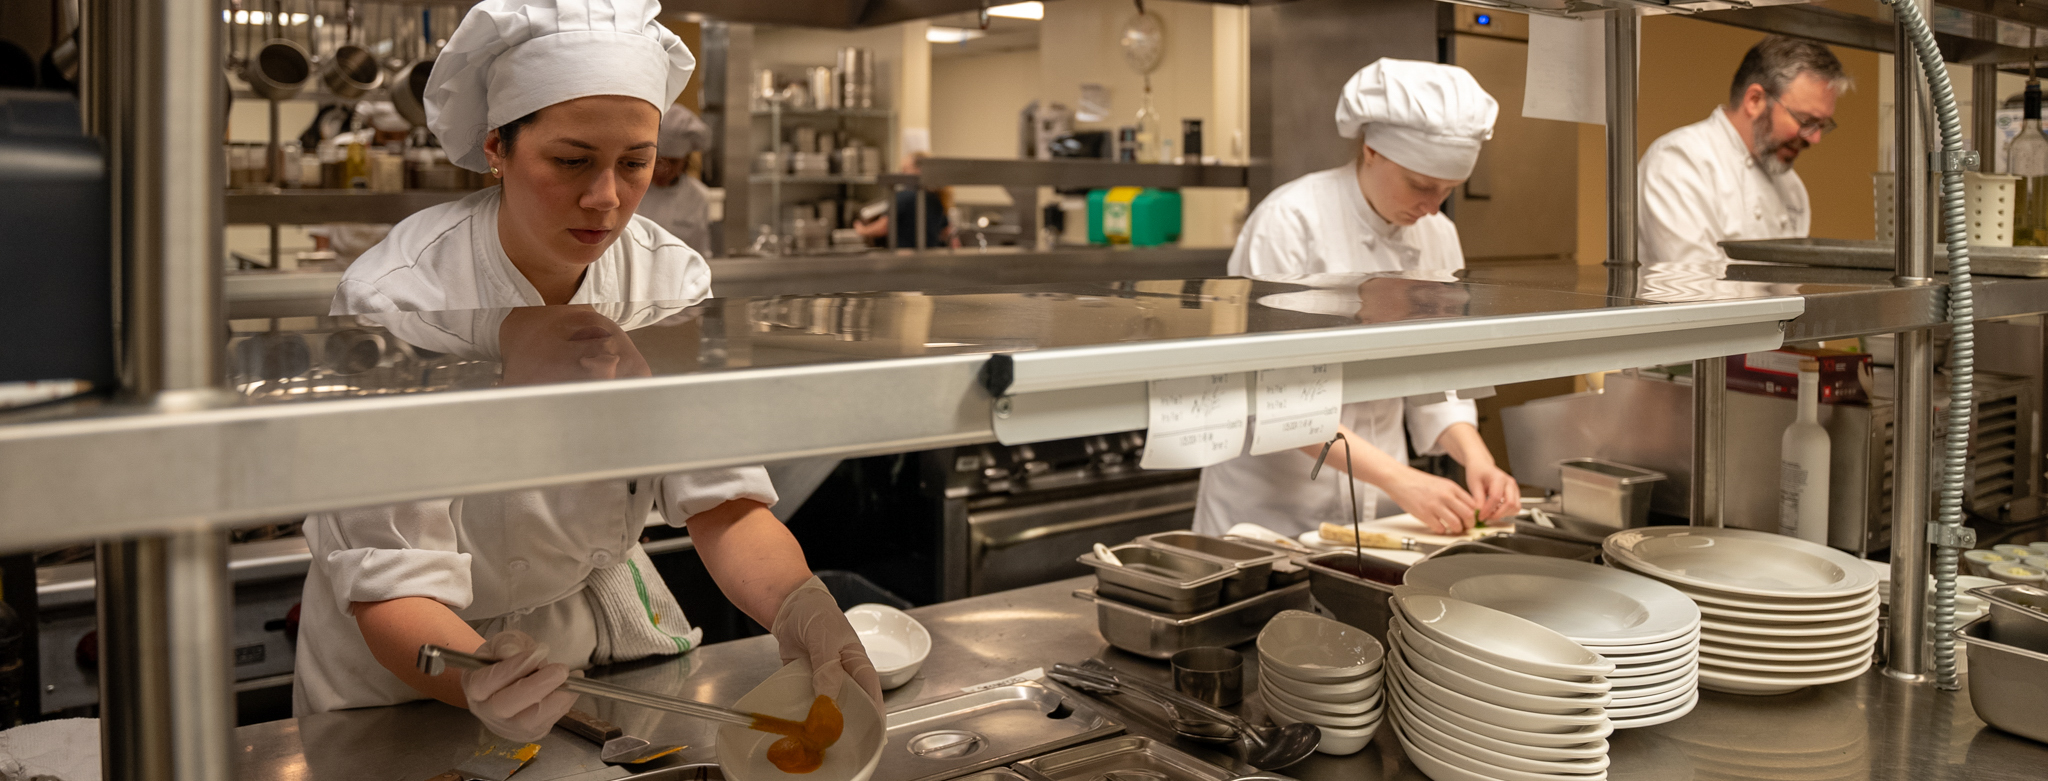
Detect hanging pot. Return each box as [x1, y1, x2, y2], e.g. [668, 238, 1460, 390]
[389, 7, 435, 128]
[246, 38, 313, 100]
[321, 0, 380, 98]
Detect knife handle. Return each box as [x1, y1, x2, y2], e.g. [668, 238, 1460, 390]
[558, 709, 624, 742]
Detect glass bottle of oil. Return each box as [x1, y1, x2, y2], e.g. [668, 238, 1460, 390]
[1133, 83, 1162, 164]
[2007, 82, 2048, 245]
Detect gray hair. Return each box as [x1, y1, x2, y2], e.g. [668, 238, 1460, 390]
[1728, 36, 1851, 105]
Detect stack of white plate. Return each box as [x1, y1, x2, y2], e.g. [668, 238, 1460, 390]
[1402, 556, 1704, 728]
[1255, 610, 1385, 756]
[1386, 593, 1616, 781]
[1603, 527, 1880, 695]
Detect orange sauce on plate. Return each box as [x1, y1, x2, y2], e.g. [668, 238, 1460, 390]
[752, 695, 843, 774]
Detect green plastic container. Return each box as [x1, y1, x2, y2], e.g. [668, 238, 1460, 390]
[1086, 187, 1181, 246]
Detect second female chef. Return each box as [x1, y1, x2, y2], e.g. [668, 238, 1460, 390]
[1194, 59, 1519, 538]
[300, 0, 880, 741]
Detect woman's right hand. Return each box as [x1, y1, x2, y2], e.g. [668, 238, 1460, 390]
[1382, 467, 1482, 535]
[462, 631, 578, 742]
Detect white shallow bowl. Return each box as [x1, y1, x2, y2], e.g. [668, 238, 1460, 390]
[1698, 639, 1874, 663]
[1698, 658, 1872, 695]
[1394, 593, 1614, 680]
[1605, 527, 1878, 599]
[1700, 611, 1878, 638]
[1395, 702, 1612, 775]
[1391, 620, 1610, 698]
[1609, 669, 1699, 701]
[717, 660, 887, 781]
[1406, 554, 1701, 645]
[1390, 646, 1607, 734]
[1394, 720, 1610, 781]
[1261, 692, 1379, 755]
[1262, 684, 1381, 728]
[1263, 675, 1382, 717]
[1699, 620, 1880, 651]
[1609, 689, 1701, 729]
[1257, 610, 1385, 682]
[1693, 593, 1881, 624]
[1696, 650, 1871, 675]
[1605, 661, 1700, 690]
[1392, 629, 1611, 713]
[1671, 582, 1877, 612]
[1386, 680, 1609, 761]
[1387, 670, 1615, 749]
[1261, 662, 1382, 703]
[1600, 640, 1698, 666]
[1576, 627, 1702, 654]
[844, 603, 931, 691]
[1608, 649, 1697, 677]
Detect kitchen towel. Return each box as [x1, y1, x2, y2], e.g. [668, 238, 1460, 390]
[584, 544, 704, 665]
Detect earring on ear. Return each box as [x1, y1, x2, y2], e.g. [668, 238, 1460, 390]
[490, 166, 500, 176]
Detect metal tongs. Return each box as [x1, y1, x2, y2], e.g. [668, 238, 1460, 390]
[1047, 661, 1318, 770]
[417, 644, 757, 728]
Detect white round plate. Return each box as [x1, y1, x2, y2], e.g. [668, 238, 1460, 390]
[1405, 555, 1700, 645]
[1393, 593, 1614, 679]
[1610, 649, 1697, 677]
[1606, 661, 1700, 689]
[1696, 620, 1880, 650]
[1697, 658, 1872, 695]
[1577, 627, 1702, 654]
[1609, 689, 1701, 729]
[1389, 618, 1611, 697]
[1386, 681, 1610, 761]
[1696, 650, 1871, 675]
[1394, 719, 1611, 781]
[1604, 527, 1878, 599]
[1389, 645, 1608, 734]
[1386, 668, 1615, 748]
[1610, 668, 1699, 702]
[1693, 593, 1880, 624]
[1667, 581, 1877, 612]
[1599, 638, 1698, 666]
[1612, 683, 1697, 711]
[1699, 611, 1877, 638]
[1697, 639, 1872, 663]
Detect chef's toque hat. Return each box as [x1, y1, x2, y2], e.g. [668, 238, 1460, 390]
[657, 105, 712, 158]
[1334, 59, 1498, 181]
[426, 0, 696, 172]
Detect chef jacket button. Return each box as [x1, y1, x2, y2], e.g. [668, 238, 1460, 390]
[508, 558, 530, 573]
[590, 549, 615, 568]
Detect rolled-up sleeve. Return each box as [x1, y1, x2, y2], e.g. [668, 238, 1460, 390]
[304, 500, 472, 615]
[1405, 398, 1479, 456]
[658, 466, 780, 526]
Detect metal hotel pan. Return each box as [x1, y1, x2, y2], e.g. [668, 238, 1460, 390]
[1298, 550, 1404, 641]
[1080, 543, 1233, 614]
[1970, 583, 2048, 650]
[1012, 735, 1231, 781]
[1958, 616, 2048, 744]
[1136, 531, 1284, 602]
[1074, 582, 1311, 659]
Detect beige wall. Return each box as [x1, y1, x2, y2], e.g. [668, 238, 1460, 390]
[1576, 15, 1885, 264]
[931, 50, 1039, 158]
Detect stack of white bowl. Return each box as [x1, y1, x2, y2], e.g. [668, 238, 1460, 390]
[1386, 592, 1616, 781]
[1402, 556, 1704, 729]
[1254, 610, 1385, 756]
[1603, 527, 1880, 695]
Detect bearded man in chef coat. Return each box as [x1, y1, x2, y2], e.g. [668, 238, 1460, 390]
[1638, 36, 1850, 270]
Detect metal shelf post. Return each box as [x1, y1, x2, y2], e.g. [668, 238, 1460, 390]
[1888, 0, 1937, 683]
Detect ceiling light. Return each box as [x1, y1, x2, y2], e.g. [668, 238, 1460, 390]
[988, 2, 1044, 20]
[926, 26, 987, 44]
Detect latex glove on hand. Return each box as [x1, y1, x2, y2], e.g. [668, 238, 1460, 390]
[773, 576, 885, 708]
[462, 630, 579, 742]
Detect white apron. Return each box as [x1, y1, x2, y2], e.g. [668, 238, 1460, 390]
[1196, 166, 1478, 536]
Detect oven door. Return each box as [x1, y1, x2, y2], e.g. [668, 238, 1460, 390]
[958, 477, 1198, 599]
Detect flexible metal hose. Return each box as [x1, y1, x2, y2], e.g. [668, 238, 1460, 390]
[1879, 0, 1974, 690]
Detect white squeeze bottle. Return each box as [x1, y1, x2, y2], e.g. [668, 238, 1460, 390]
[1778, 359, 1832, 546]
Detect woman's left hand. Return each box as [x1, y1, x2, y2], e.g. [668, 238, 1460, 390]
[1464, 463, 1520, 522]
[773, 576, 885, 708]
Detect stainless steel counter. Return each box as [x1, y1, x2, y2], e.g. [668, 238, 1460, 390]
[233, 577, 2048, 781]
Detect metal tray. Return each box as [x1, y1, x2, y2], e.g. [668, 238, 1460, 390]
[1081, 544, 1233, 613]
[1218, 535, 1312, 587]
[1720, 237, 2048, 279]
[1958, 616, 2048, 744]
[1096, 580, 1215, 615]
[1298, 550, 1406, 641]
[1970, 583, 2048, 651]
[1011, 735, 1233, 781]
[1136, 531, 1285, 603]
[878, 682, 1124, 781]
[1074, 581, 1313, 660]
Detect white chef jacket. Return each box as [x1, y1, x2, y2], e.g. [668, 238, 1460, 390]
[332, 187, 712, 314]
[1637, 108, 1810, 272]
[300, 188, 776, 716]
[636, 177, 714, 258]
[1196, 165, 1479, 536]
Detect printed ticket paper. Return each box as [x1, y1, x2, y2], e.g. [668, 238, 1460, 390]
[1139, 373, 1250, 470]
[1249, 364, 1343, 455]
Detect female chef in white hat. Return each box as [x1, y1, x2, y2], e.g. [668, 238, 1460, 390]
[301, 0, 880, 740]
[1194, 59, 1519, 538]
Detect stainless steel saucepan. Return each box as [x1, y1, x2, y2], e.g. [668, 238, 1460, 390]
[389, 5, 438, 129]
[321, 0, 381, 98]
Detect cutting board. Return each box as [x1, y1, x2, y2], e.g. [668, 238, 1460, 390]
[1295, 514, 1512, 566]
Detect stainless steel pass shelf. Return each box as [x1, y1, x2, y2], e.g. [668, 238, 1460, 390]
[915, 158, 1251, 190]
[1722, 238, 2048, 279]
[0, 275, 1799, 549]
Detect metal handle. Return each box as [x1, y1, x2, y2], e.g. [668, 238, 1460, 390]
[417, 645, 758, 728]
[558, 709, 623, 743]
